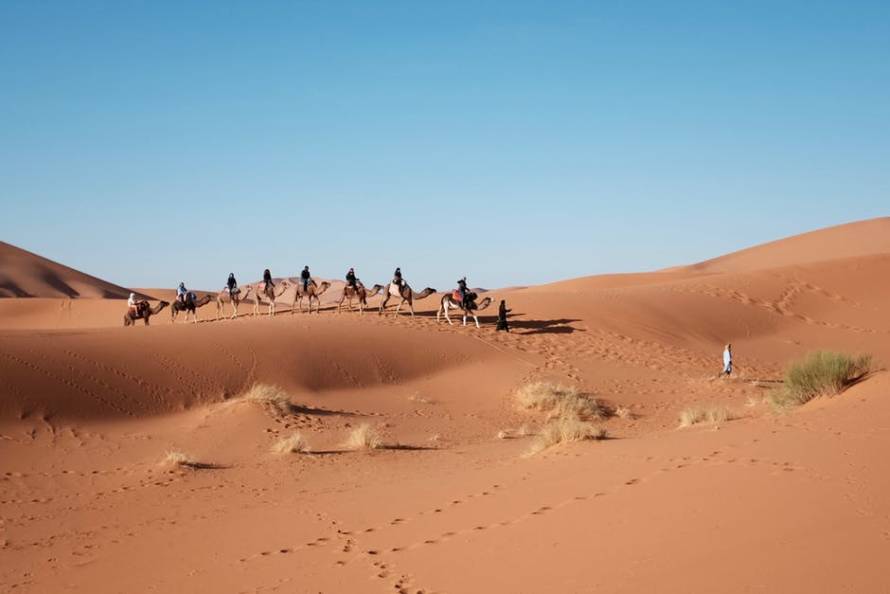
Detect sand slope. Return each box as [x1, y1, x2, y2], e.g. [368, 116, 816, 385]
[2, 218, 890, 593]
[0, 241, 142, 299]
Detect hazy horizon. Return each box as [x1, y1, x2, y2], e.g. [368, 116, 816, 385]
[2, 2, 889, 291]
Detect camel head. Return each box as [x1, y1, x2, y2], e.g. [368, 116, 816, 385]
[413, 287, 437, 300]
[366, 284, 384, 298]
[316, 281, 331, 296]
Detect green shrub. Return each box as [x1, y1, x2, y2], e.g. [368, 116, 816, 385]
[769, 351, 871, 409]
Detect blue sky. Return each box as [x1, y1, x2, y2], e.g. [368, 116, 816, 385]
[1, 1, 888, 291]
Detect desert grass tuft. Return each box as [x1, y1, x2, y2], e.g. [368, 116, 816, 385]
[343, 423, 383, 450]
[768, 351, 872, 410]
[516, 382, 609, 420]
[241, 383, 294, 416]
[526, 417, 608, 456]
[678, 405, 733, 428]
[272, 432, 310, 454]
[162, 450, 198, 469]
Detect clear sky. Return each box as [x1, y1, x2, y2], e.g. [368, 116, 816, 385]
[2, 1, 888, 291]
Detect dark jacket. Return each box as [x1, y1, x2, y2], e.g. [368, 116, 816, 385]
[346, 271, 357, 285]
[263, 270, 272, 284]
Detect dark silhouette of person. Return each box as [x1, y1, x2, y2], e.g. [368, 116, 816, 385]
[496, 300, 511, 332]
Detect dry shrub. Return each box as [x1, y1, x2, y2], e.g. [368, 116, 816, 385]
[272, 432, 310, 454]
[496, 430, 511, 440]
[615, 405, 634, 419]
[343, 423, 383, 450]
[527, 418, 608, 456]
[162, 450, 198, 469]
[241, 383, 294, 416]
[516, 382, 608, 420]
[768, 351, 872, 409]
[678, 405, 733, 428]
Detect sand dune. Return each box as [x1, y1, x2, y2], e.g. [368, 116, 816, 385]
[2, 218, 890, 593]
[0, 241, 143, 299]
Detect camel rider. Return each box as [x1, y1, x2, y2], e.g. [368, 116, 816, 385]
[128, 292, 146, 315]
[457, 277, 469, 308]
[177, 282, 188, 305]
[393, 267, 403, 288]
[226, 273, 238, 295]
[346, 268, 357, 289]
[300, 266, 311, 292]
[263, 269, 273, 293]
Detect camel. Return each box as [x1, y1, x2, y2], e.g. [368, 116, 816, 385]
[171, 293, 214, 324]
[437, 291, 493, 328]
[251, 280, 290, 317]
[123, 301, 169, 327]
[378, 282, 436, 317]
[337, 283, 383, 314]
[292, 279, 332, 314]
[216, 285, 253, 320]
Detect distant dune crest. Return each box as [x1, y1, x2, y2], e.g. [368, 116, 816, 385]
[0, 241, 142, 299]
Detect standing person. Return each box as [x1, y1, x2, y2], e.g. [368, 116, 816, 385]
[496, 299, 511, 332]
[345, 267, 357, 289]
[263, 269, 274, 293]
[226, 272, 238, 295]
[723, 344, 733, 376]
[301, 266, 311, 292]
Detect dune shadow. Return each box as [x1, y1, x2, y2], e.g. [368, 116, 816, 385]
[0, 281, 33, 297]
[40, 268, 80, 298]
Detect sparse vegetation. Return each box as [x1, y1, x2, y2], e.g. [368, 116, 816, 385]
[678, 405, 733, 428]
[516, 382, 609, 420]
[343, 423, 383, 450]
[768, 351, 872, 409]
[526, 417, 608, 456]
[517, 381, 609, 456]
[272, 432, 310, 454]
[162, 450, 199, 469]
[241, 383, 294, 416]
[615, 405, 633, 419]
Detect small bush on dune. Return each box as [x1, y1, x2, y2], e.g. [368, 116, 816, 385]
[162, 450, 199, 469]
[516, 382, 608, 420]
[678, 405, 733, 428]
[242, 383, 294, 416]
[526, 418, 608, 456]
[769, 351, 872, 409]
[343, 424, 383, 450]
[272, 432, 310, 454]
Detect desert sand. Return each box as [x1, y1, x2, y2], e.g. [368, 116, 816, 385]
[2, 218, 890, 593]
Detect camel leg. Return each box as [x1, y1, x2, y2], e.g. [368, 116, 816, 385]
[443, 302, 454, 326]
[410, 300, 415, 317]
[462, 313, 467, 327]
[473, 313, 480, 329]
[379, 295, 390, 315]
[216, 300, 221, 321]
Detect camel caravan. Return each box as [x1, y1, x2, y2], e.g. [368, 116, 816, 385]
[125, 268, 500, 330]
